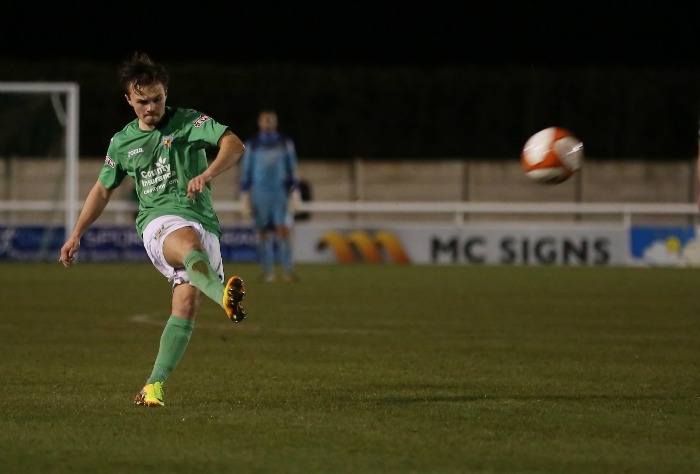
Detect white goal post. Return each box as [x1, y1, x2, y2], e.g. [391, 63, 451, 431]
[0, 81, 80, 238]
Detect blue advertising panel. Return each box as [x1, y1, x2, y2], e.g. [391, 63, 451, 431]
[629, 225, 697, 266]
[0, 225, 259, 263]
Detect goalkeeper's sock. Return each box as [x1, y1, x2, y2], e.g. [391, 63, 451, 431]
[261, 238, 274, 275]
[183, 249, 225, 305]
[278, 237, 293, 275]
[147, 315, 194, 384]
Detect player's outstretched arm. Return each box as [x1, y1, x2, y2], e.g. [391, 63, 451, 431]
[187, 131, 245, 199]
[59, 181, 114, 268]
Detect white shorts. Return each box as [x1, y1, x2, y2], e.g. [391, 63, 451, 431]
[142, 215, 224, 288]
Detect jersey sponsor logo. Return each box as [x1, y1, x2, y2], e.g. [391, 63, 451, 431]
[193, 114, 211, 128]
[317, 230, 410, 264]
[161, 134, 174, 148]
[104, 155, 115, 168]
[140, 157, 173, 192]
[127, 147, 144, 158]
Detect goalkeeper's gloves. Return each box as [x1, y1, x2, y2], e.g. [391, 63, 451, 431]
[239, 192, 252, 219]
[288, 187, 303, 214]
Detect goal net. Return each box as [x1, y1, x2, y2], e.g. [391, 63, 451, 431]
[0, 82, 80, 260]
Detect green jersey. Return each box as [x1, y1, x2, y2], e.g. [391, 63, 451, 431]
[99, 107, 229, 238]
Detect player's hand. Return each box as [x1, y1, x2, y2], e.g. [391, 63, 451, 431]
[59, 238, 80, 268]
[240, 192, 252, 219]
[288, 188, 302, 214]
[186, 175, 209, 199]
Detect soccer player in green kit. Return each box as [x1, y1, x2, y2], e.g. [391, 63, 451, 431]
[59, 52, 246, 407]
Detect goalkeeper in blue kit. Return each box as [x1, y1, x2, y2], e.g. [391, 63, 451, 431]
[59, 52, 247, 407]
[239, 110, 301, 282]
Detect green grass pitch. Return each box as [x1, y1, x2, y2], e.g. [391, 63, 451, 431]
[0, 262, 698, 473]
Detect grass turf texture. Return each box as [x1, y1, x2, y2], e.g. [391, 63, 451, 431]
[0, 262, 698, 473]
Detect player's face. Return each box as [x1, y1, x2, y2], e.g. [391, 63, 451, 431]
[258, 112, 278, 133]
[125, 82, 167, 130]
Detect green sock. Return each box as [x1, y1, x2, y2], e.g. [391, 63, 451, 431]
[183, 249, 225, 306]
[147, 315, 195, 384]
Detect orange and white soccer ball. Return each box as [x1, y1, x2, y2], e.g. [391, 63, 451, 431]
[521, 127, 584, 184]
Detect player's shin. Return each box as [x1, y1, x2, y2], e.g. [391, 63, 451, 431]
[183, 249, 225, 303]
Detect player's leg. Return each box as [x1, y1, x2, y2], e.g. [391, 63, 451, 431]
[276, 224, 297, 281]
[136, 219, 205, 406]
[272, 201, 297, 282]
[135, 285, 200, 407]
[136, 217, 246, 406]
[253, 194, 276, 281]
[163, 226, 224, 300]
[259, 230, 275, 281]
[159, 224, 244, 321]
[150, 284, 200, 379]
[143, 216, 245, 322]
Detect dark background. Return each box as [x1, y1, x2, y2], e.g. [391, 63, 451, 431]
[1, 2, 699, 160]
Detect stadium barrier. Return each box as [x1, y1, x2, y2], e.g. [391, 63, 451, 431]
[0, 200, 698, 266]
[0, 199, 697, 226]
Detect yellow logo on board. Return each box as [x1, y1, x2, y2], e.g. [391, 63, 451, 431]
[317, 230, 410, 264]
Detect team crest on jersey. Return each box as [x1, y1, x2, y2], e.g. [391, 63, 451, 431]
[193, 114, 211, 128]
[162, 134, 174, 148]
[104, 155, 115, 168]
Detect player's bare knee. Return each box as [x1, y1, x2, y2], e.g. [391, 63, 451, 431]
[172, 283, 202, 317]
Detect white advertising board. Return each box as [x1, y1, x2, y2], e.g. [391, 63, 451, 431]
[293, 223, 629, 266]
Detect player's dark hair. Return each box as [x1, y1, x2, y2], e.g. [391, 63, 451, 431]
[118, 52, 169, 95]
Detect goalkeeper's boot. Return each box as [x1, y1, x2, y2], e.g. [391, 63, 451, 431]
[283, 272, 300, 283]
[134, 382, 164, 407]
[223, 276, 246, 323]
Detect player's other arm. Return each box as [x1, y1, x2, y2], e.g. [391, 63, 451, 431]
[187, 130, 245, 198]
[59, 181, 114, 267]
